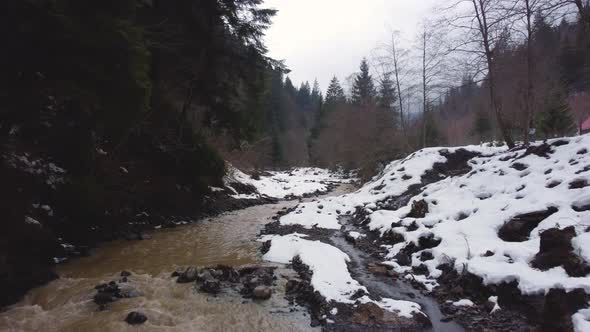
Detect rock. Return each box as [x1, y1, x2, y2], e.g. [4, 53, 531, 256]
[93, 292, 116, 306]
[125, 311, 148, 325]
[177, 266, 198, 283]
[351, 302, 431, 329]
[406, 200, 429, 218]
[542, 288, 588, 331]
[367, 263, 389, 275]
[252, 285, 272, 300]
[200, 280, 221, 294]
[420, 251, 434, 261]
[418, 234, 441, 249]
[531, 227, 590, 277]
[120, 271, 132, 277]
[382, 230, 404, 245]
[498, 207, 558, 242]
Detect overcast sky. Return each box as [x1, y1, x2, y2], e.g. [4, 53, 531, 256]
[263, 0, 438, 92]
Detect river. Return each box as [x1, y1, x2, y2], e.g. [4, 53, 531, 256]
[0, 186, 356, 332]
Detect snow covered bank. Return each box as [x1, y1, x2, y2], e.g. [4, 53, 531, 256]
[266, 134, 590, 329]
[224, 166, 354, 199]
[261, 233, 426, 321]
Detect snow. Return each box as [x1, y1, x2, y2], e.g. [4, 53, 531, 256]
[24, 216, 41, 226]
[261, 233, 366, 303]
[225, 165, 353, 199]
[573, 307, 590, 332]
[488, 296, 501, 313]
[452, 299, 474, 307]
[262, 233, 426, 319]
[269, 135, 590, 325]
[347, 231, 365, 240]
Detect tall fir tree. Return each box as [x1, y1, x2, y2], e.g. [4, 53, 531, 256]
[310, 79, 323, 113]
[351, 58, 376, 106]
[325, 76, 346, 107]
[377, 73, 398, 127]
[537, 89, 575, 138]
[296, 81, 311, 110]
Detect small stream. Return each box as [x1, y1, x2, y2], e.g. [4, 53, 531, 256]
[330, 231, 464, 332]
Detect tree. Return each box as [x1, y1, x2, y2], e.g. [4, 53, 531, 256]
[351, 58, 376, 106]
[310, 79, 323, 112]
[296, 81, 311, 110]
[418, 21, 446, 148]
[377, 73, 399, 127]
[325, 76, 347, 107]
[443, 0, 516, 148]
[537, 89, 575, 137]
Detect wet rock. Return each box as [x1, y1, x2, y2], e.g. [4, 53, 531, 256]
[125, 311, 148, 325]
[498, 207, 558, 242]
[120, 271, 132, 277]
[252, 286, 272, 300]
[367, 263, 389, 275]
[406, 200, 429, 218]
[394, 242, 418, 266]
[382, 230, 404, 245]
[176, 266, 198, 283]
[200, 280, 221, 294]
[351, 302, 431, 329]
[94, 292, 116, 306]
[531, 227, 590, 277]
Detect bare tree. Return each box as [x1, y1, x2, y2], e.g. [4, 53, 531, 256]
[417, 21, 448, 147]
[372, 32, 414, 151]
[441, 0, 516, 148]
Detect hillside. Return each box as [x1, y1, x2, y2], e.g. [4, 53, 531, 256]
[262, 134, 590, 330]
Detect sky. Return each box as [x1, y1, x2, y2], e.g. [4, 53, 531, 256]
[263, 0, 438, 92]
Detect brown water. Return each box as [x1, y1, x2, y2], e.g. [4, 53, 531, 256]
[0, 187, 355, 332]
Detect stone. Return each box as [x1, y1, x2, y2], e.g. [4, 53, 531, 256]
[252, 286, 272, 300]
[200, 280, 221, 294]
[177, 266, 198, 283]
[125, 311, 148, 325]
[406, 200, 429, 218]
[498, 207, 558, 242]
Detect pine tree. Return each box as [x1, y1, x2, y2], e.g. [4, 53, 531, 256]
[537, 90, 575, 138]
[284, 76, 297, 98]
[310, 79, 323, 112]
[325, 76, 346, 107]
[351, 58, 376, 106]
[377, 73, 398, 127]
[296, 81, 311, 110]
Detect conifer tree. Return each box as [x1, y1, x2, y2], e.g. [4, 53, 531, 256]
[325, 76, 346, 107]
[537, 90, 575, 138]
[351, 58, 376, 106]
[377, 73, 398, 127]
[296, 81, 311, 110]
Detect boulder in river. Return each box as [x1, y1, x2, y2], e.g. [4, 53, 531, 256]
[177, 266, 199, 283]
[125, 311, 148, 325]
[252, 286, 272, 300]
[200, 280, 221, 294]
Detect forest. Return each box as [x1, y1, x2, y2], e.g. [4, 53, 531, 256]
[1, 0, 590, 331]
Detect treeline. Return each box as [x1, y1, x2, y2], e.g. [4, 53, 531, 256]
[436, 12, 590, 146]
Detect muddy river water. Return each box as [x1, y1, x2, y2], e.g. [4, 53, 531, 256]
[0, 196, 320, 332]
[0, 184, 460, 332]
